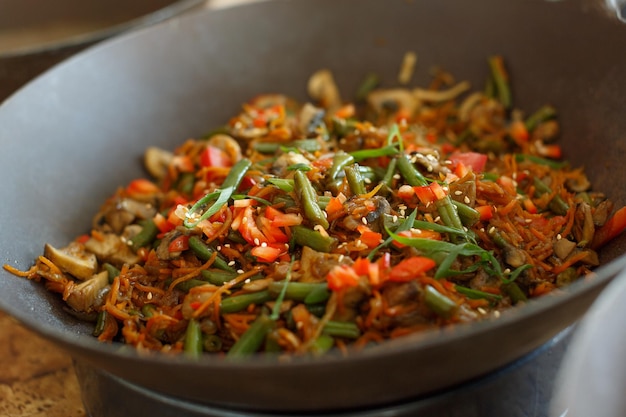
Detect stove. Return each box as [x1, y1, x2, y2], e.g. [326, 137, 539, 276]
[75, 327, 572, 417]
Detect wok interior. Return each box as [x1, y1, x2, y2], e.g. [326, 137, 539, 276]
[0, 0, 625, 412]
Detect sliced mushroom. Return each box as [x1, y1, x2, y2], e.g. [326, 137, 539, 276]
[271, 152, 311, 177]
[299, 246, 351, 283]
[565, 172, 591, 193]
[44, 242, 97, 281]
[573, 202, 595, 247]
[553, 238, 576, 260]
[308, 69, 342, 112]
[144, 146, 174, 180]
[367, 88, 418, 116]
[413, 81, 471, 103]
[207, 134, 242, 163]
[66, 271, 109, 313]
[592, 199, 614, 226]
[84, 233, 141, 267]
[298, 103, 326, 137]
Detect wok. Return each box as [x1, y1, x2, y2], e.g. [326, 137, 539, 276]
[1, 0, 626, 413]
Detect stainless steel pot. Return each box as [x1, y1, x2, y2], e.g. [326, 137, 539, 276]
[0, 0, 625, 412]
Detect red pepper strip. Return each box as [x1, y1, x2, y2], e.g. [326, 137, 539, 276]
[475, 205, 494, 221]
[250, 244, 284, 263]
[356, 225, 383, 248]
[238, 206, 268, 246]
[168, 235, 190, 253]
[388, 256, 437, 282]
[448, 151, 488, 173]
[592, 206, 626, 249]
[508, 120, 529, 145]
[200, 145, 232, 168]
[265, 206, 303, 227]
[126, 178, 160, 196]
[327, 264, 360, 291]
[414, 182, 447, 205]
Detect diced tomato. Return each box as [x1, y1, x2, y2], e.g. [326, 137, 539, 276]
[357, 225, 383, 248]
[334, 104, 355, 119]
[414, 182, 447, 205]
[325, 196, 345, 218]
[126, 179, 160, 196]
[448, 152, 488, 173]
[509, 120, 529, 145]
[352, 257, 371, 276]
[475, 205, 494, 221]
[251, 244, 284, 263]
[257, 216, 289, 244]
[592, 206, 626, 249]
[265, 206, 303, 227]
[388, 256, 436, 282]
[154, 213, 176, 234]
[238, 206, 268, 245]
[200, 145, 232, 168]
[327, 265, 360, 291]
[168, 235, 189, 253]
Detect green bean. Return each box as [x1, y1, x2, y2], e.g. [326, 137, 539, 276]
[350, 145, 399, 163]
[188, 236, 234, 272]
[203, 334, 223, 353]
[533, 177, 569, 215]
[306, 304, 327, 318]
[488, 56, 512, 109]
[435, 197, 465, 231]
[382, 158, 398, 187]
[294, 170, 329, 229]
[317, 195, 331, 210]
[129, 219, 159, 251]
[175, 279, 210, 292]
[525, 105, 556, 132]
[291, 225, 337, 253]
[515, 153, 568, 170]
[328, 151, 355, 180]
[103, 263, 120, 284]
[266, 178, 294, 192]
[454, 285, 503, 301]
[268, 281, 329, 302]
[502, 282, 528, 304]
[322, 320, 361, 339]
[227, 314, 275, 357]
[184, 319, 204, 357]
[451, 200, 480, 227]
[424, 285, 458, 318]
[344, 164, 366, 195]
[141, 304, 157, 319]
[396, 153, 428, 187]
[92, 311, 108, 337]
[220, 290, 273, 314]
[310, 334, 335, 355]
[253, 139, 321, 154]
[201, 269, 264, 287]
[304, 285, 331, 305]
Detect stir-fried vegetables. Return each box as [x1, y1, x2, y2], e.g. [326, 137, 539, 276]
[5, 56, 626, 357]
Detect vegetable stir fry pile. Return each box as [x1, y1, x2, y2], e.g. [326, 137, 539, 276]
[7, 56, 626, 357]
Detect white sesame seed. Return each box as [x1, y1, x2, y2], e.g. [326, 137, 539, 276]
[228, 261, 236, 266]
[244, 278, 251, 284]
[427, 165, 433, 172]
[242, 217, 248, 223]
[477, 307, 487, 315]
[434, 216, 441, 223]
[147, 292, 153, 300]
[504, 268, 511, 274]
[237, 269, 244, 274]
[454, 190, 463, 196]
[261, 242, 268, 247]
[463, 227, 468, 232]
[224, 244, 231, 248]
[489, 226, 496, 234]
[338, 255, 345, 262]
[525, 218, 532, 223]
[364, 178, 372, 184]
[557, 234, 562, 240]
[494, 311, 501, 318]
[392, 215, 398, 223]
[216, 246, 222, 251]
[480, 228, 485, 232]
[464, 196, 471, 204]
[254, 238, 260, 246]
[393, 174, 401, 180]
[362, 217, 368, 225]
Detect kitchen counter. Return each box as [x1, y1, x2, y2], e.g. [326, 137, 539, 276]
[0, 312, 85, 417]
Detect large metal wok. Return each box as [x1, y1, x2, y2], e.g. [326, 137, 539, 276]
[1, 0, 625, 413]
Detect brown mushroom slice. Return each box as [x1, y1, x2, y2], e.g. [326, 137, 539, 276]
[84, 233, 141, 267]
[43, 242, 97, 281]
[207, 134, 242, 163]
[144, 146, 174, 180]
[308, 69, 342, 111]
[66, 271, 109, 313]
[413, 81, 471, 103]
[367, 88, 417, 116]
